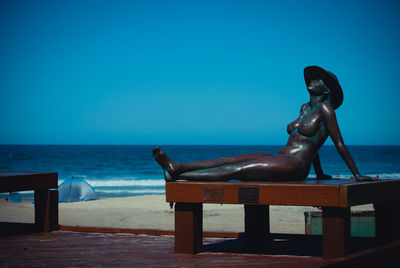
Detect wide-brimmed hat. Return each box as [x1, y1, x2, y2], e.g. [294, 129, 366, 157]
[304, 66, 343, 109]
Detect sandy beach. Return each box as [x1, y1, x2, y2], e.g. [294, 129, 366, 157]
[0, 195, 373, 234]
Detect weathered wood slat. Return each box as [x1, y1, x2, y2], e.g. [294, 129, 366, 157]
[59, 225, 240, 238]
[340, 180, 400, 207]
[0, 231, 399, 267]
[166, 181, 341, 206]
[0, 172, 58, 192]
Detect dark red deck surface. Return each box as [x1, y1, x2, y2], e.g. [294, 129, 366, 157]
[1, 230, 399, 267]
[0, 230, 332, 267]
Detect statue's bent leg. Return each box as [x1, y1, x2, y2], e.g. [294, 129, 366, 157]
[178, 155, 306, 182]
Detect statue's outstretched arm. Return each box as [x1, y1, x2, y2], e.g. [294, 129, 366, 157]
[312, 153, 331, 180]
[321, 103, 378, 182]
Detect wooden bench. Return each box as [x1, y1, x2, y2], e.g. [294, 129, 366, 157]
[166, 179, 400, 259]
[0, 172, 59, 233]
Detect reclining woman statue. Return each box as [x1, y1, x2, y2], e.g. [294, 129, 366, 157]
[153, 66, 377, 182]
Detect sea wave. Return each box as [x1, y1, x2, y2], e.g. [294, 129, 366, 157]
[95, 189, 165, 194]
[86, 179, 165, 187]
[373, 173, 400, 179]
[57, 176, 165, 187]
[308, 173, 400, 179]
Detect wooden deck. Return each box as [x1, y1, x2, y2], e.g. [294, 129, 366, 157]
[1, 230, 399, 267]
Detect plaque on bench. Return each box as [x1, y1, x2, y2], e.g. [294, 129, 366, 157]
[203, 186, 224, 202]
[239, 187, 259, 203]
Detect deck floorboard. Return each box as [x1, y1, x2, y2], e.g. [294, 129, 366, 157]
[0, 230, 398, 267]
[0, 231, 332, 267]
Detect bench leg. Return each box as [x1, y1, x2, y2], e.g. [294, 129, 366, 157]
[374, 201, 400, 245]
[244, 205, 270, 245]
[174, 203, 203, 254]
[322, 207, 350, 259]
[34, 189, 59, 232]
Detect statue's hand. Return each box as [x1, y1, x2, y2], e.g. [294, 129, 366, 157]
[316, 174, 331, 180]
[355, 175, 379, 182]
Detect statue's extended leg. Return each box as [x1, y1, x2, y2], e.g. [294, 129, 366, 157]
[152, 146, 271, 179]
[178, 155, 305, 182]
[176, 153, 271, 173]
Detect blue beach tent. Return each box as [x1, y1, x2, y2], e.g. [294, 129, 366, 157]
[58, 177, 98, 202]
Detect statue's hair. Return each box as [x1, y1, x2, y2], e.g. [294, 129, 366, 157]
[320, 80, 332, 103]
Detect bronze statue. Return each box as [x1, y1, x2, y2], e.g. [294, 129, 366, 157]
[153, 66, 377, 182]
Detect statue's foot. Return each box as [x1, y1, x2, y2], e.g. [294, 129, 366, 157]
[164, 170, 175, 182]
[152, 146, 180, 180]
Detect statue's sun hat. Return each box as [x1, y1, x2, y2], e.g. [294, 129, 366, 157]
[304, 66, 343, 109]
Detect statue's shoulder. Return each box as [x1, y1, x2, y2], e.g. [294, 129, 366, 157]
[319, 102, 336, 119]
[319, 102, 334, 111]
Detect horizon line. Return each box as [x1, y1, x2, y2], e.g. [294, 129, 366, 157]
[1, 144, 399, 146]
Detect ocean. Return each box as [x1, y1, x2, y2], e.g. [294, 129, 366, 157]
[0, 145, 399, 199]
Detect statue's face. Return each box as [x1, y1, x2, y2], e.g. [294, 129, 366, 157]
[307, 79, 328, 96]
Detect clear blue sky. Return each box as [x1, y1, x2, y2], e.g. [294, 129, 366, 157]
[1, 0, 399, 145]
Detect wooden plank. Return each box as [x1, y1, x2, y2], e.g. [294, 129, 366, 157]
[60, 225, 175, 236]
[322, 240, 400, 268]
[0, 172, 58, 192]
[2, 231, 400, 267]
[166, 182, 205, 203]
[340, 179, 400, 207]
[258, 184, 340, 206]
[166, 181, 341, 206]
[322, 207, 351, 259]
[59, 225, 240, 238]
[0, 231, 338, 267]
